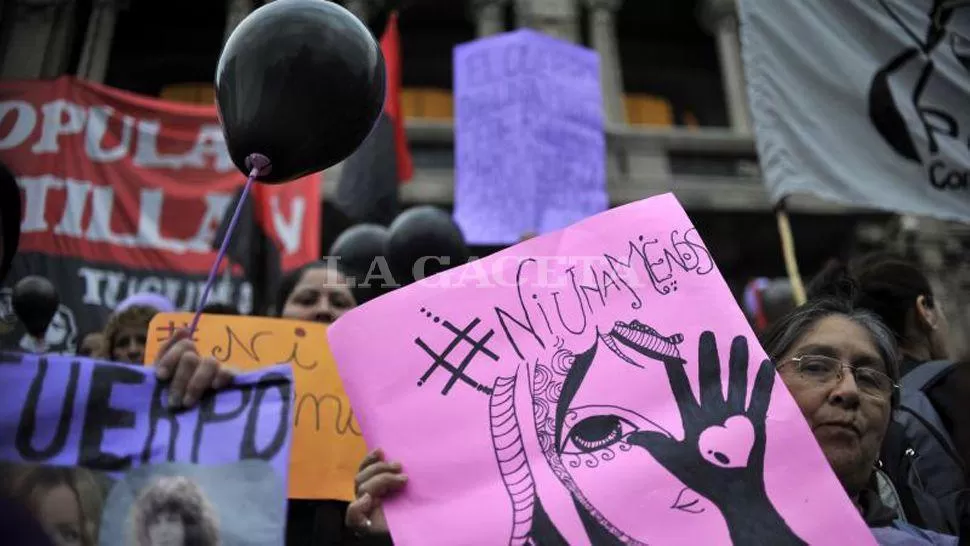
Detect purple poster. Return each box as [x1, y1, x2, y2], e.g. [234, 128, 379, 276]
[0, 352, 293, 545]
[454, 29, 609, 245]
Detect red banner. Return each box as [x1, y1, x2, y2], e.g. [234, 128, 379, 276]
[0, 76, 319, 272]
[0, 77, 320, 350]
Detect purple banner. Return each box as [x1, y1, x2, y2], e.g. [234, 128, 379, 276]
[453, 29, 608, 245]
[0, 352, 292, 474]
[0, 352, 293, 544]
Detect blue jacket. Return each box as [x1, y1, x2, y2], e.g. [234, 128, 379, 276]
[872, 521, 958, 545]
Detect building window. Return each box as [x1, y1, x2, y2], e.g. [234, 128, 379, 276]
[104, 1, 226, 98]
[397, 1, 475, 121]
[617, 0, 727, 128]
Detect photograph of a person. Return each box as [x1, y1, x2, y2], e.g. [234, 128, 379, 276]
[99, 461, 285, 546]
[1, 464, 109, 546]
[128, 475, 220, 546]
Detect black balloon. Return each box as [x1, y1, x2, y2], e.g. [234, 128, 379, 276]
[330, 223, 388, 275]
[386, 207, 469, 286]
[12, 276, 59, 338]
[330, 223, 390, 303]
[216, 0, 386, 183]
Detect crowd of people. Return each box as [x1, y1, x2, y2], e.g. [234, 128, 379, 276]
[0, 168, 969, 544]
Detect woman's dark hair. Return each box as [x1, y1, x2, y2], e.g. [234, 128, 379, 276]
[199, 302, 239, 316]
[761, 298, 900, 406]
[806, 253, 934, 344]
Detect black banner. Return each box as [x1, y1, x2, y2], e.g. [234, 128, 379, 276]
[0, 253, 253, 354]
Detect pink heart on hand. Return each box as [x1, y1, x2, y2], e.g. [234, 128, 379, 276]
[697, 415, 755, 468]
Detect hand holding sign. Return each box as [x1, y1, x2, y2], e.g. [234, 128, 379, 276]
[328, 194, 871, 545]
[346, 448, 408, 536]
[629, 332, 806, 545]
[145, 313, 367, 501]
[153, 330, 234, 409]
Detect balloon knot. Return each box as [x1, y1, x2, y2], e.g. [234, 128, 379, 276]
[245, 153, 273, 177]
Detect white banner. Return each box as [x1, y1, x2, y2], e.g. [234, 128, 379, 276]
[740, 0, 970, 221]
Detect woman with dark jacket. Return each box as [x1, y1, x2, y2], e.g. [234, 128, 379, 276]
[343, 300, 957, 545]
[808, 254, 969, 537]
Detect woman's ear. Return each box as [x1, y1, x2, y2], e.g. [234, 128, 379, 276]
[915, 295, 939, 331]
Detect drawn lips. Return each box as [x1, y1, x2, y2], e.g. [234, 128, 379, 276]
[671, 487, 705, 514]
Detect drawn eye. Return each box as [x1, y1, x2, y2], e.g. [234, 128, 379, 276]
[561, 415, 636, 454]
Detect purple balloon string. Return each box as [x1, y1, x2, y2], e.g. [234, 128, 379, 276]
[187, 165, 259, 334]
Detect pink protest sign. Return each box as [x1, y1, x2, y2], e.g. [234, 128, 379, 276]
[328, 193, 876, 546]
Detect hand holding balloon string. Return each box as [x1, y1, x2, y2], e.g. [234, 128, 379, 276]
[154, 154, 267, 409]
[156, 0, 387, 408]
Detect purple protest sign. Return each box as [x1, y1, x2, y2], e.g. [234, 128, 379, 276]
[0, 352, 293, 545]
[454, 29, 608, 245]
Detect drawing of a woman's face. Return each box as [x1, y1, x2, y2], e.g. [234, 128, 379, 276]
[35, 483, 85, 546]
[530, 321, 728, 543]
[147, 512, 185, 546]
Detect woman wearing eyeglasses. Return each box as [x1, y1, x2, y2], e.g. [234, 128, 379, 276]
[808, 255, 968, 538]
[762, 298, 956, 545]
[344, 298, 957, 545]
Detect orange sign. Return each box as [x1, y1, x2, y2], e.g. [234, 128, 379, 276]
[144, 313, 365, 501]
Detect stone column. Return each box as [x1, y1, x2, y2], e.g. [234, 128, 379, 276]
[514, 0, 579, 43]
[343, 0, 372, 20]
[40, 0, 78, 78]
[1, 0, 72, 80]
[701, 0, 750, 133]
[224, 0, 254, 43]
[469, 0, 509, 37]
[583, 0, 625, 124]
[76, 0, 127, 83]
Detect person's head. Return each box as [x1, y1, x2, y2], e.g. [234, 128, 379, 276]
[198, 302, 239, 316]
[98, 305, 158, 364]
[744, 277, 796, 333]
[761, 298, 899, 499]
[275, 261, 357, 323]
[8, 465, 102, 546]
[76, 332, 104, 358]
[808, 254, 950, 362]
[130, 476, 219, 546]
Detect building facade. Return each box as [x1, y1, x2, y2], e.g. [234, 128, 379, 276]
[1, 0, 968, 355]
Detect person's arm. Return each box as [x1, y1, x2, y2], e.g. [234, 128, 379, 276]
[926, 364, 970, 540]
[154, 330, 234, 407]
[926, 365, 970, 481]
[345, 450, 407, 545]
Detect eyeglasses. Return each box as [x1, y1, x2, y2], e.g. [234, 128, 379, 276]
[778, 355, 898, 400]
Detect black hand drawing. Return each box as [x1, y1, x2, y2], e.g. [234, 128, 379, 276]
[627, 331, 807, 545]
[868, 0, 962, 165]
